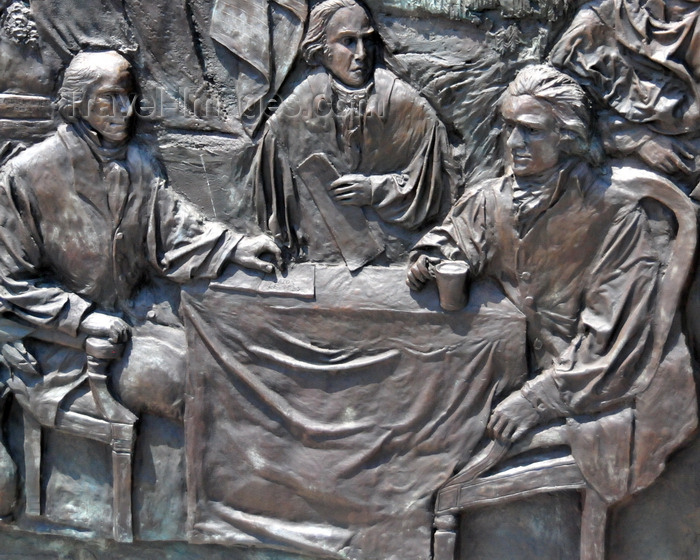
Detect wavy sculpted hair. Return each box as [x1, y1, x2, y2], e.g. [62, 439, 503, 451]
[56, 50, 131, 124]
[502, 64, 602, 164]
[301, 0, 375, 67]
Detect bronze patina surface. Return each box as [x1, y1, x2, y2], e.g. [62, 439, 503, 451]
[0, 1, 698, 559]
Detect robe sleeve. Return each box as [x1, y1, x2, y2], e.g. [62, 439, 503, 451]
[598, 112, 655, 157]
[597, 113, 698, 182]
[147, 179, 243, 283]
[370, 117, 455, 230]
[522, 204, 659, 416]
[549, 0, 700, 136]
[0, 166, 93, 337]
[250, 126, 299, 251]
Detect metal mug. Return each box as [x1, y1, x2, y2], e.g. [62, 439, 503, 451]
[434, 261, 469, 311]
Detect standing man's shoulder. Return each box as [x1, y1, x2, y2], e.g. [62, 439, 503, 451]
[374, 67, 437, 117]
[264, 71, 335, 159]
[268, 72, 331, 126]
[126, 140, 165, 182]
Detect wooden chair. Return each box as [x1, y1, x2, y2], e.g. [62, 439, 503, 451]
[17, 332, 137, 542]
[432, 170, 698, 560]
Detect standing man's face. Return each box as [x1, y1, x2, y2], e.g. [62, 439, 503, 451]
[82, 69, 134, 145]
[321, 4, 376, 88]
[501, 94, 562, 177]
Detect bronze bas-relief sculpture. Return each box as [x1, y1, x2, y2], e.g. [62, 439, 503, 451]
[0, 48, 280, 537]
[0, 49, 278, 423]
[250, 0, 457, 269]
[408, 64, 697, 560]
[0, 0, 698, 559]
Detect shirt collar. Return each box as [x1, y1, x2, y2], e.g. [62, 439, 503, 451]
[509, 159, 580, 236]
[329, 76, 374, 107]
[71, 120, 129, 163]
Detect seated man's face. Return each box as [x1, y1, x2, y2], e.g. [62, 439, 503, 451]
[82, 69, 134, 145]
[321, 4, 376, 88]
[501, 94, 562, 177]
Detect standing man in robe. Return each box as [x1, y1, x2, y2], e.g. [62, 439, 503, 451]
[250, 0, 456, 269]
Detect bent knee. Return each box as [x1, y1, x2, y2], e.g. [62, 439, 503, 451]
[112, 326, 187, 422]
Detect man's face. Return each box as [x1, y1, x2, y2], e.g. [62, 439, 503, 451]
[501, 94, 562, 177]
[321, 4, 376, 88]
[82, 69, 134, 145]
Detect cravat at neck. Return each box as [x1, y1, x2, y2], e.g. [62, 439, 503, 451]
[511, 166, 567, 237]
[330, 78, 374, 171]
[72, 121, 128, 163]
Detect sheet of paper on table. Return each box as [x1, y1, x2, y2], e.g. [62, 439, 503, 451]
[210, 264, 316, 299]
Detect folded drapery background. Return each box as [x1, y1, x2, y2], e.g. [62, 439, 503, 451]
[27, 0, 307, 134]
[210, 0, 307, 133]
[29, 0, 242, 131]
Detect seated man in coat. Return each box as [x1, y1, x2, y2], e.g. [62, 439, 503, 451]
[250, 0, 456, 270]
[549, 0, 700, 363]
[407, 65, 697, 504]
[0, 50, 279, 512]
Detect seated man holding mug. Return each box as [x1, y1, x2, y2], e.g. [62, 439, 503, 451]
[407, 64, 697, 504]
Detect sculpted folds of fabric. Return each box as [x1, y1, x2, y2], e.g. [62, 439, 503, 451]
[0, 1, 697, 559]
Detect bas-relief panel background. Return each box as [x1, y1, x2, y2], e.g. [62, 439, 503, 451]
[0, 0, 698, 558]
[1, 0, 573, 222]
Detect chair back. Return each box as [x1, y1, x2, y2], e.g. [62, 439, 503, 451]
[610, 163, 697, 396]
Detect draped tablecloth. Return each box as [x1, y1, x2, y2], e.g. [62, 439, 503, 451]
[181, 264, 526, 560]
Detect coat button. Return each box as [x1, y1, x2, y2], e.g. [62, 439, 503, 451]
[115, 232, 124, 240]
[520, 271, 531, 282]
[524, 296, 534, 306]
[533, 338, 543, 350]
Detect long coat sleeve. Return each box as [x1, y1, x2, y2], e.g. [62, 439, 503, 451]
[0, 125, 241, 322]
[413, 165, 659, 414]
